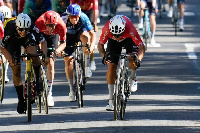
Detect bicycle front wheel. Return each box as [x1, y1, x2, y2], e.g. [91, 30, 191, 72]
[26, 71, 32, 122]
[0, 58, 5, 103]
[40, 65, 48, 114]
[114, 69, 122, 120]
[74, 59, 83, 108]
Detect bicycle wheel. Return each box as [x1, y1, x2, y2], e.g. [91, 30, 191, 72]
[120, 97, 126, 120]
[40, 65, 48, 114]
[26, 71, 32, 122]
[114, 69, 122, 120]
[0, 56, 5, 103]
[74, 59, 83, 108]
[35, 82, 41, 113]
[32, 67, 41, 113]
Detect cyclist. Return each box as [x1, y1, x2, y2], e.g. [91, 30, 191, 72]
[23, 0, 52, 22]
[97, 15, 145, 111]
[0, 13, 47, 114]
[52, 0, 70, 16]
[35, 10, 67, 107]
[136, 0, 158, 46]
[70, 0, 99, 71]
[0, 6, 12, 83]
[167, 0, 185, 31]
[62, 4, 96, 102]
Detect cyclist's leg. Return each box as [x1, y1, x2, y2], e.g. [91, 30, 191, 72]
[167, 0, 173, 17]
[4, 39, 25, 113]
[178, 0, 185, 30]
[148, 2, 157, 45]
[105, 38, 122, 110]
[79, 30, 92, 78]
[43, 34, 59, 106]
[64, 35, 76, 101]
[83, 9, 98, 71]
[123, 38, 138, 92]
[138, 0, 146, 29]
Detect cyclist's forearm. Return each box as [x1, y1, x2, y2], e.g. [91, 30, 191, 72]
[56, 41, 66, 53]
[90, 32, 96, 50]
[97, 43, 105, 57]
[40, 40, 47, 57]
[92, 10, 99, 25]
[137, 45, 145, 61]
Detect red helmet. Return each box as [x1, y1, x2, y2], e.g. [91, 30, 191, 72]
[43, 11, 58, 24]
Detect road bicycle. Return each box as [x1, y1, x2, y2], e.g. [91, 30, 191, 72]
[66, 42, 90, 108]
[142, 8, 151, 51]
[171, 0, 179, 36]
[0, 53, 5, 103]
[113, 52, 140, 120]
[17, 50, 48, 122]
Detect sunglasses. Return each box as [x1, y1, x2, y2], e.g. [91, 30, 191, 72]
[17, 27, 29, 32]
[112, 34, 122, 38]
[69, 15, 79, 19]
[45, 24, 56, 27]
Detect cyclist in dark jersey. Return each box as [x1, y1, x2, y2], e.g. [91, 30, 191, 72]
[62, 4, 96, 102]
[70, 0, 99, 71]
[0, 13, 47, 114]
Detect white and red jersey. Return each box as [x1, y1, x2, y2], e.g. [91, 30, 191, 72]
[0, 20, 4, 40]
[99, 16, 143, 47]
[35, 13, 67, 42]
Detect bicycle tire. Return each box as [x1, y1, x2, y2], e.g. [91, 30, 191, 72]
[120, 97, 126, 120]
[74, 59, 83, 108]
[0, 56, 5, 103]
[35, 91, 41, 113]
[114, 69, 122, 120]
[27, 71, 32, 122]
[40, 65, 48, 114]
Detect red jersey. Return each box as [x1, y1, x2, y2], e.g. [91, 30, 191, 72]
[18, 0, 25, 13]
[99, 16, 143, 47]
[71, 0, 98, 11]
[0, 21, 4, 39]
[35, 13, 67, 42]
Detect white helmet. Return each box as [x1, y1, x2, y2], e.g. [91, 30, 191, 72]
[16, 13, 31, 28]
[109, 15, 126, 35]
[0, 12, 4, 22]
[0, 6, 12, 19]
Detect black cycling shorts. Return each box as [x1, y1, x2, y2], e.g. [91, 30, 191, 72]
[43, 34, 59, 58]
[106, 38, 138, 65]
[64, 27, 87, 56]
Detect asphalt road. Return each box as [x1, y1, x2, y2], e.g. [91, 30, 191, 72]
[1, 0, 200, 132]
